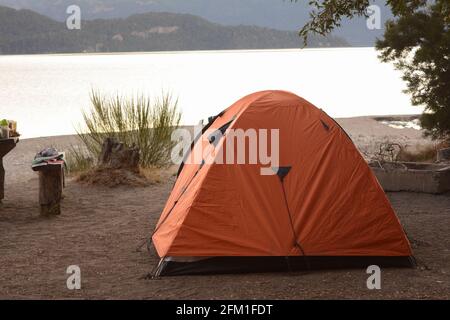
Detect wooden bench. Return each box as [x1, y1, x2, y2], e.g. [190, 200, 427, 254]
[0, 138, 19, 201]
[33, 162, 65, 216]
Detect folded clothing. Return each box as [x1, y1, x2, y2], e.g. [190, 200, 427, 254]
[32, 147, 65, 168]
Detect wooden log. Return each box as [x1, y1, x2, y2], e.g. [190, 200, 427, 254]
[0, 157, 4, 201]
[39, 165, 63, 216]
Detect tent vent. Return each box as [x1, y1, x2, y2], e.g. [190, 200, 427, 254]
[272, 167, 292, 181]
[321, 120, 330, 131]
[208, 110, 225, 124]
[208, 119, 234, 145]
[176, 114, 225, 179]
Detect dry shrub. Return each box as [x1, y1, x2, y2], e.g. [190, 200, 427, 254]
[397, 144, 437, 163]
[437, 140, 450, 150]
[77, 167, 150, 188]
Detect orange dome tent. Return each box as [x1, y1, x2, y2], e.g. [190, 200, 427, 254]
[151, 90, 413, 276]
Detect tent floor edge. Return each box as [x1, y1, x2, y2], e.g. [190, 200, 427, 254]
[156, 256, 415, 277]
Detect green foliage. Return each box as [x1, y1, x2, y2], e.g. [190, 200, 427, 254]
[377, 1, 450, 140]
[76, 90, 181, 168]
[292, 0, 371, 44]
[292, 0, 429, 44]
[294, 0, 450, 140]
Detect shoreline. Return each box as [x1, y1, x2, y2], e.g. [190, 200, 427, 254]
[16, 114, 423, 141]
[0, 46, 378, 58]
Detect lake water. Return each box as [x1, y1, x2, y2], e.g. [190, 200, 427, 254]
[0, 48, 423, 139]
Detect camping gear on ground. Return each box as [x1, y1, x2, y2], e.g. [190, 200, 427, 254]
[0, 127, 9, 139]
[0, 120, 19, 139]
[0, 137, 19, 201]
[32, 147, 66, 216]
[0, 119, 9, 139]
[32, 147, 65, 169]
[8, 121, 19, 138]
[151, 90, 414, 277]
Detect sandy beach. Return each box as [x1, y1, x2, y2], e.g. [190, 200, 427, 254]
[0, 116, 449, 299]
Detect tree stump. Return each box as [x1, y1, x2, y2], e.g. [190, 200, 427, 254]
[98, 137, 140, 171]
[77, 138, 144, 187]
[38, 165, 64, 216]
[0, 138, 18, 201]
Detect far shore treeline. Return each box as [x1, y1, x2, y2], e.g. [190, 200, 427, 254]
[0, 5, 348, 55]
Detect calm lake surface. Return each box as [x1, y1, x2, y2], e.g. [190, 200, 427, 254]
[0, 48, 423, 139]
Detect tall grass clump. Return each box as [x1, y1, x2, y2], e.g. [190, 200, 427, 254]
[66, 145, 94, 174]
[73, 90, 181, 170]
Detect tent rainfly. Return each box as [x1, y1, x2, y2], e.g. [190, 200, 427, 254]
[151, 90, 414, 276]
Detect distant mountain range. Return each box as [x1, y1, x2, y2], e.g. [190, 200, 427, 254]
[0, 5, 349, 54]
[0, 0, 393, 46]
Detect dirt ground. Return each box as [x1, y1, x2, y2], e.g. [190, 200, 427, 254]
[0, 131, 449, 300]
